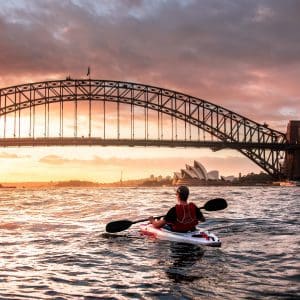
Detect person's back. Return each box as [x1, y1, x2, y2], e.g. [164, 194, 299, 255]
[149, 185, 205, 232]
[171, 201, 199, 232]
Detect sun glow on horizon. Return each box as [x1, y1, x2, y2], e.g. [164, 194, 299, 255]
[0, 84, 264, 183]
[0, 146, 261, 183]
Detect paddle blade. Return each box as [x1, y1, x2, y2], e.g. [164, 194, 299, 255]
[203, 198, 227, 211]
[105, 220, 133, 233]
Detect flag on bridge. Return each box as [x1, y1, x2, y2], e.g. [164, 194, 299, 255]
[87, 66, 90, 77]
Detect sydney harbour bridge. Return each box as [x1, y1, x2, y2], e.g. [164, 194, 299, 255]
[0, 79, 299, 180]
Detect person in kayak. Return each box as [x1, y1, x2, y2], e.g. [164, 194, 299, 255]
[149, 185, 205, 232]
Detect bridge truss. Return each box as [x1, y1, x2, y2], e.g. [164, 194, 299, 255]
[0, 79, 298, 179]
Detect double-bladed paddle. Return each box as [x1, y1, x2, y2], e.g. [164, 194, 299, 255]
[105, 198, 227, 233]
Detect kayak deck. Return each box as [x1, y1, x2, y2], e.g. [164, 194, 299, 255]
[140, 223, 221, 247]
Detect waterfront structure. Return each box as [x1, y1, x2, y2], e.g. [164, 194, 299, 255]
[221, 175, 235, 182]
[0, 79, 299, 179]
[173, 161, 219, 185]
[283, 121, 300, 180]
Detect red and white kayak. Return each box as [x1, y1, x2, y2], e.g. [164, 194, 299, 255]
[140, 223, 221, 247]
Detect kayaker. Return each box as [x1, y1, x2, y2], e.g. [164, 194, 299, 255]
[149, 185, 205, 232]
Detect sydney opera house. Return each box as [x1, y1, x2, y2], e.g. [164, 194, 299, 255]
[173, 161, 219, 186]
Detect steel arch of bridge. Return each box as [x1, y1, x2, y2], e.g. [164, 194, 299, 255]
[0, 79, 295, 179]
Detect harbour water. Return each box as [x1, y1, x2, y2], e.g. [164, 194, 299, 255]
[0, 186, 299, 299]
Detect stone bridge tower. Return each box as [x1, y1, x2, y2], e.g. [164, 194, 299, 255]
[284, 121, 300, 180]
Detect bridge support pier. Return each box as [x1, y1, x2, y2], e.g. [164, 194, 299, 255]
[284, 121, 300, 180]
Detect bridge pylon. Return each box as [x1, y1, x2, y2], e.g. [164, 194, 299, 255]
[284, 120, 300, 180]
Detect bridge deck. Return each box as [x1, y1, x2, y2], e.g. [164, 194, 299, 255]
[0, 137, 299, 150]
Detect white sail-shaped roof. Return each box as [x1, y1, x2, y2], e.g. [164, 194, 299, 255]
[181, 168, 198, 179]
[173, 172, 181, 180]
[194, 161, 208, 180]
[207, 170, 219, 180]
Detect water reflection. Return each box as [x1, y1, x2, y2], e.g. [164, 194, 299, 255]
[1, 187, 299, 299]
[166, 243, 205, 282]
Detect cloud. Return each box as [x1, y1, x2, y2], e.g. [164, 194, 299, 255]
[39, 153, 260, 177]
[0, 0, 299, 133]
[39, 155, 69, 165]
[0, 152, 30, 159]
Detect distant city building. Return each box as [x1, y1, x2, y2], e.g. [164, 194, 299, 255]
[221, 175, 235, 182]
[207, 170, 219, 180]
[173, 160, 219, 186]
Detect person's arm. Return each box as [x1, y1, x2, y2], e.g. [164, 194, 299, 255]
[149, 216, 166, 228]
[149, 207, 176, 228]
[196, 206, 206, 222]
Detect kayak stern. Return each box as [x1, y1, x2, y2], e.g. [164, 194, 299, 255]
[140, 223, 221, 247]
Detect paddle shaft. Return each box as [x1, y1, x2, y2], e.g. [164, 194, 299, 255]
[132, 215, 164, 224]
[105, 198, 227, 233]
[131, 204, 206, 225]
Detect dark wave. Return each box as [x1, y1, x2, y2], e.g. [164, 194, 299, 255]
[0, 187, 299, 299]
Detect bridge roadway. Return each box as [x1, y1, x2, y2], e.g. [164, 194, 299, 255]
[0, 137, 299, 151]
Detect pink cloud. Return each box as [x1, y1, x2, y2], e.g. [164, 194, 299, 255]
[0, 152, 30, 159]
[0, 0, 299, 134]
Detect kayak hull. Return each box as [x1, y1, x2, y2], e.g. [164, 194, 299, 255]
[140, 224, 221, 247]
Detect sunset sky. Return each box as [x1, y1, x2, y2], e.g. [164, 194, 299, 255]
[0, 0, 299, 183]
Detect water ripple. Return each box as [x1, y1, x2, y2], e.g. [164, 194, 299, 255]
[0, 187, 299, 299]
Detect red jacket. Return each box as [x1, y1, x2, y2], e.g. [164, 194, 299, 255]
[171, 202, 198, 232]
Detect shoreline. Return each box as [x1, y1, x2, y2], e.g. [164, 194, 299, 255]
[1, 181, 298, 189]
